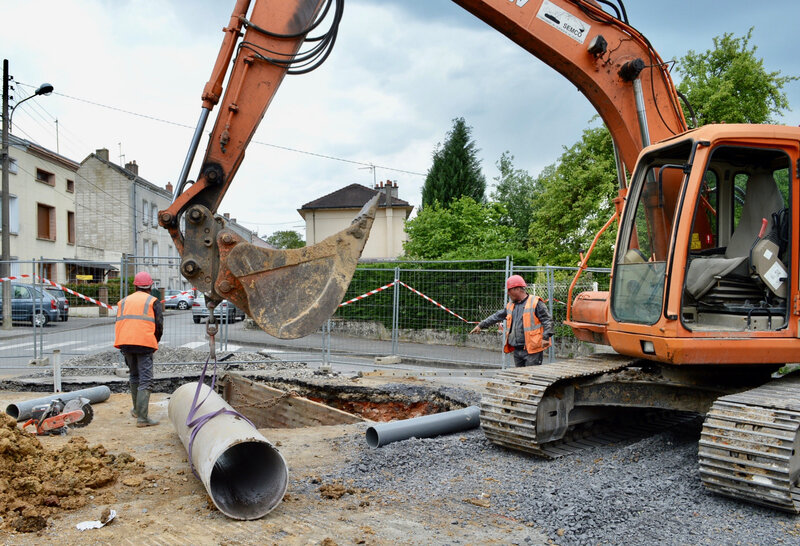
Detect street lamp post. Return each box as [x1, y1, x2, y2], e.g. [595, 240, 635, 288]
[1, 59, 54, 329]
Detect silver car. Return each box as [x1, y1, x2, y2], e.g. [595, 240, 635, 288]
[163, 289, 195, 310]
[191, 294, 245, 323]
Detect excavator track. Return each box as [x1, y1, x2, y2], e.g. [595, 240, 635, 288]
[699, 375, 800, 513]
[480, 354, 637, 457]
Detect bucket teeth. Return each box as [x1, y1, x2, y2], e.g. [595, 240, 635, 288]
[224, 194, 379, 339]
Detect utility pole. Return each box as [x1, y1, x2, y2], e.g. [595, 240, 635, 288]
[2, 59, 12, 329]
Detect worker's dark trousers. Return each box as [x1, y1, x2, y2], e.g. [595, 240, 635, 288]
[122, 350, 155, 391]
[512, 348, 544, 367]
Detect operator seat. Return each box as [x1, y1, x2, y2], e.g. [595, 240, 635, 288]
[685, 171, 785, 300]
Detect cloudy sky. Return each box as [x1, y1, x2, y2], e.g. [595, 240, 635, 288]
[3, 0, 798, 239]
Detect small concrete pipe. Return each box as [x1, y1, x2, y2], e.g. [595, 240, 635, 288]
[6, 386, 111, 421]
[169, 382, 288, 520]
[366, 405, 481, 448]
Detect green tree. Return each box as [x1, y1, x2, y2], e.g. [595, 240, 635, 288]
[677, 28, 798, 125]
[265, 230, 305, 249]
[421, 117, 486, 208]
[527, 125, 618, 266]
[491, 151, 538, 246]
[404, 196, 517, 260]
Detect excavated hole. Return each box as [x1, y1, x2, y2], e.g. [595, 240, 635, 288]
[221, 375, 466, 428]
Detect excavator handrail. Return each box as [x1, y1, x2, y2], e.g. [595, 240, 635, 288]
[565, 208, 618, 324]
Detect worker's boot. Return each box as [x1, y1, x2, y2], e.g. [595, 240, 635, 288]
[130, 384, 138, 418]
[135, 389, 159, 427]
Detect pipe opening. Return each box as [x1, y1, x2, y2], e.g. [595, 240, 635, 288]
[6, 405, 19, 420]
[365, 427, 380, 448]
[209, 440, 288, 520]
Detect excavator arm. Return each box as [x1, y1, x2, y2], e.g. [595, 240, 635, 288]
[160, 0, 378, 339]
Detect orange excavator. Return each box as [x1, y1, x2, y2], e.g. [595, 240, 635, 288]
[160, 0, 800, 512]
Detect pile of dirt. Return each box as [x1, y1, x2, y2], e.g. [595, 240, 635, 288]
[0, 414, 142, 533]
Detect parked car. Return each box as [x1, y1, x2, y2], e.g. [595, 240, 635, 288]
[44, 286, 69, 321]
[0, 282, 60, 326]
[191, 294, 245, 323]
[163, 288, 195, 310]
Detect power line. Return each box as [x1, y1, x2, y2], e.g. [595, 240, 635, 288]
[17, 82, 427, 177]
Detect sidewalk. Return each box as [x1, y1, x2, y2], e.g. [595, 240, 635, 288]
[226, 326, 506, 369]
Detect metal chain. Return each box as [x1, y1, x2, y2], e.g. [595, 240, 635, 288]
[206, 301, 218, 362]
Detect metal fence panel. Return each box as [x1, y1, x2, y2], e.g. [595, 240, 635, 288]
[0, 256, 612, 377]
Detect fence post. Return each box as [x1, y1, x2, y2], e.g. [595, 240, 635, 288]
[501, 257, 512, 368]
[321, 319, 332, 371]
[32, 259, 40, 359]
[53, 349, 61, 393]
[547, 265, 555, 364]
[391, 266, 400, 355]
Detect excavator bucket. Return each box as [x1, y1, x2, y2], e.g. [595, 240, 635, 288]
[218, 194, 380, 339]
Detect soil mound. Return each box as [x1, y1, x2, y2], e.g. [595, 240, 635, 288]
[0, 414, 140, 533]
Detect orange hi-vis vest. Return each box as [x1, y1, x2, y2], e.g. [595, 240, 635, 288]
[114, 291, 158, 350]
[503, 295, 550, 355]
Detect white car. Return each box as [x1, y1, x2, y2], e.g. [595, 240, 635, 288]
[191, 294, 246, 323]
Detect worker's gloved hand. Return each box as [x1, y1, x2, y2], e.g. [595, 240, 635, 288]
[470, 325, 481, 334]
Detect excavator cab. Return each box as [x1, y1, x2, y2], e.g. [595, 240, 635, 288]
[605, 125, 798, 364]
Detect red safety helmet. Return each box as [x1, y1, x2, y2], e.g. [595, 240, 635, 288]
[506, 275, 526, 290]
[133, 271, 153, 288]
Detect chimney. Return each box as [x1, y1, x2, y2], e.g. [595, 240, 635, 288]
[96, 148, 109, 161]
[125, 160, 138, 175]
[165, 181, 173, 194]
[382, 180, 398, 200]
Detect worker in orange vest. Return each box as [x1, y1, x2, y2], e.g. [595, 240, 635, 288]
[470, 274, 554, 367]
[114, 271, 163, 427]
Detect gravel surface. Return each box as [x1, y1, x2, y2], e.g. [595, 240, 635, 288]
[314, 417, 800, 545]
[54, 346, 315, 376]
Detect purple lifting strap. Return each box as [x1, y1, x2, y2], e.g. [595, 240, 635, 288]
[184, 356, 256, 479]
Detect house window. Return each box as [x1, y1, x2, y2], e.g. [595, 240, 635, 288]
[151, 202, 158, 227]
[152, 242, 159, 259]
[8, 158, 18, 175]
[66, 179, 75, 193]
[142, 200, 148, 225]
[0, 194, 19, 234]
[67, 211, 76, 244]
[40, 263, 55, 282]
[36, 168, 55, 186]
[37, 203, 56, 240]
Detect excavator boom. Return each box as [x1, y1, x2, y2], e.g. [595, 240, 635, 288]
[453, 0, 687, 174]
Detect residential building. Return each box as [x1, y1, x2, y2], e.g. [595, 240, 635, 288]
[0, 134, 79, 282]
[75, 149, 179, 288]
[75, 148, 257, 290]
[298, 182, 413, 259]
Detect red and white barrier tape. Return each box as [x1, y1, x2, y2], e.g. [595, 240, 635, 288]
[0, 274, 33, 282]
[338, 281, 396, 307]
[397, 281, 478, 324]
[37, 277, 116, 310]
[338, 279, 478, 324]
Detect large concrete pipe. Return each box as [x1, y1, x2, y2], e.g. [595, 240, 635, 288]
[366, 405, 481, 448]
[6, 386, 111, 421]
[169, 382, 288, 520]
